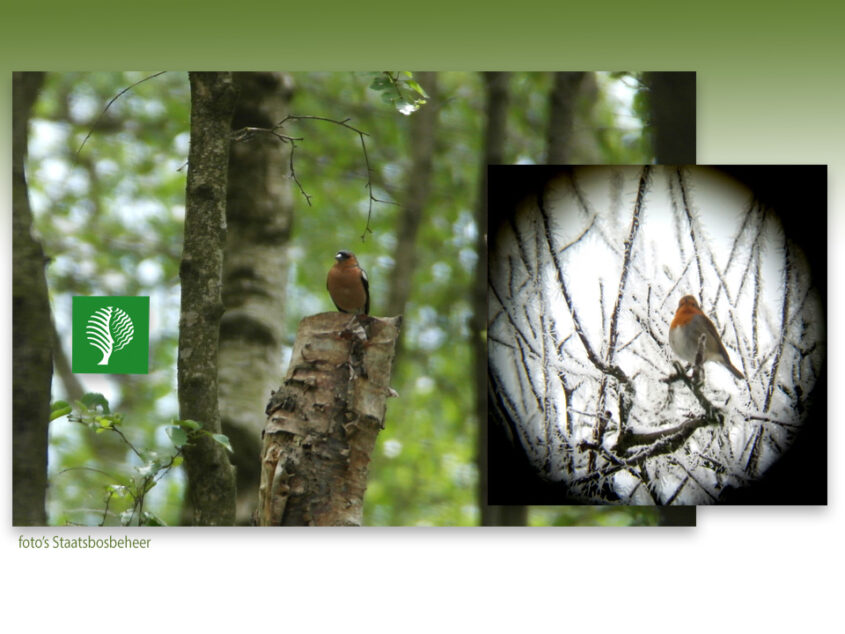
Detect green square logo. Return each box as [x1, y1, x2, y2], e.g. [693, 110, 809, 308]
[72, 296, 149, 374]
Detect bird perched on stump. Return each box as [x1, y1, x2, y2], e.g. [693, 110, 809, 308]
[669, 295, 743, 379]
[327, 250, 370, 315]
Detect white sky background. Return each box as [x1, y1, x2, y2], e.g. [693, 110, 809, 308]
[489, 165, 824, 504]
[542, 167, 782, 381]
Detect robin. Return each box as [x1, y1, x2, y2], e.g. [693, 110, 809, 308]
[326, 250, 370, 315]
[669, 295, 743, 379]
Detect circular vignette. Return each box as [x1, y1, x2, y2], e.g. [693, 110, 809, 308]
[487, 165, 826, 505]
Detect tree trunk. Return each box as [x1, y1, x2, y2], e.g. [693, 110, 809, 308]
[12, 71, 51, 526]
[646, 72, 697, 525]
[475, 72, 527, 526]
[545, 72, 586, 163]
[51, 317, 85, 404]
[219, 72, 294, 523]
[258, 313, 401, 526]
[385, 72, 439, 326]
[645, 72, 696, 164]
[657, 507, 696, 526]
[179, 72, 238, 526]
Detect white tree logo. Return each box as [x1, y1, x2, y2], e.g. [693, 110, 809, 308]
[86, 306, 135, 366]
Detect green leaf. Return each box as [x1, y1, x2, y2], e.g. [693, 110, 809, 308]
[50, 402, 72, 421]
[166, 425, 189, 447]
[211, 433, 234, 453]
[176, 419, 202, 431]
[80, 392, 110, 414]
[406, 79, 429, 99]
[94, 415, 115, 429]
[370, 75, 392, 91]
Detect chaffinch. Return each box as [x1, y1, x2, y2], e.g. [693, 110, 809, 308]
[669, 295, 743, 379]
[326, 250, 370, 315]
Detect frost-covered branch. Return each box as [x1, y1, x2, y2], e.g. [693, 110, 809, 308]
[488, 166, 824, 505]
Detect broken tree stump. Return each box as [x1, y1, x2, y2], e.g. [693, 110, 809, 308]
[258, 312, 401, 526]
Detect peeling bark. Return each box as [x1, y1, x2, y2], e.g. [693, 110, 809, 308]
[258, 313, 401, 526]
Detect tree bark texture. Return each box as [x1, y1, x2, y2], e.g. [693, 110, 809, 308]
[545, 72, 586, 164]
[645, 72, 696, 164]
[259, 313, 401, 526]
[220, 72, 294, 523]
[179, 72, 238, 526]
[475, 73, 527, 527]
[644, 72, 696, 525]
[12, 71, 51, 526]
[385, 72, 439, 325]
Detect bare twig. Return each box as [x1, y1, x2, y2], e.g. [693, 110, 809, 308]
[744, 414, 802, 429]
[607, 166, 650, 360]
[76, 71, 168, 156]
[488, 278, 541, 358]
[232, 114, 397, 241]
[666, 457, 720, 503]
[763, 234, 792, 412]
[537, 185, 627, 384]
[675, 167, 706, 300]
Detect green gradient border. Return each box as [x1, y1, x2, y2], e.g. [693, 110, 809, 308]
[1, 2, 844, 70]
[4, 3, 843, 197]
[4, 2, 844, 186]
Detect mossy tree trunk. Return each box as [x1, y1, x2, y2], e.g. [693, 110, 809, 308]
[179, 72, 238, 526]
[12, 71, 51, 526]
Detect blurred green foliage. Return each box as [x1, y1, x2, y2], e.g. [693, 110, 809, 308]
[27, 71, 657, 526]
[49, 392, 231, 526]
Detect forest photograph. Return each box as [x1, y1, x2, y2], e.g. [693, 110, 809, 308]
[13, 71, 695, 527]
[488, 165, 826, 505]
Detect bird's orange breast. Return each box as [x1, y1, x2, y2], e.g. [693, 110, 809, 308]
[670, 305, 699, 329]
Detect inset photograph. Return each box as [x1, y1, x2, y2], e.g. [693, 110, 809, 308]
[488, 165, 826, 505]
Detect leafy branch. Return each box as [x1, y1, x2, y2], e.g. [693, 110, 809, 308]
[368, 71, 429, 115]
[50, 393, 232, 526]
